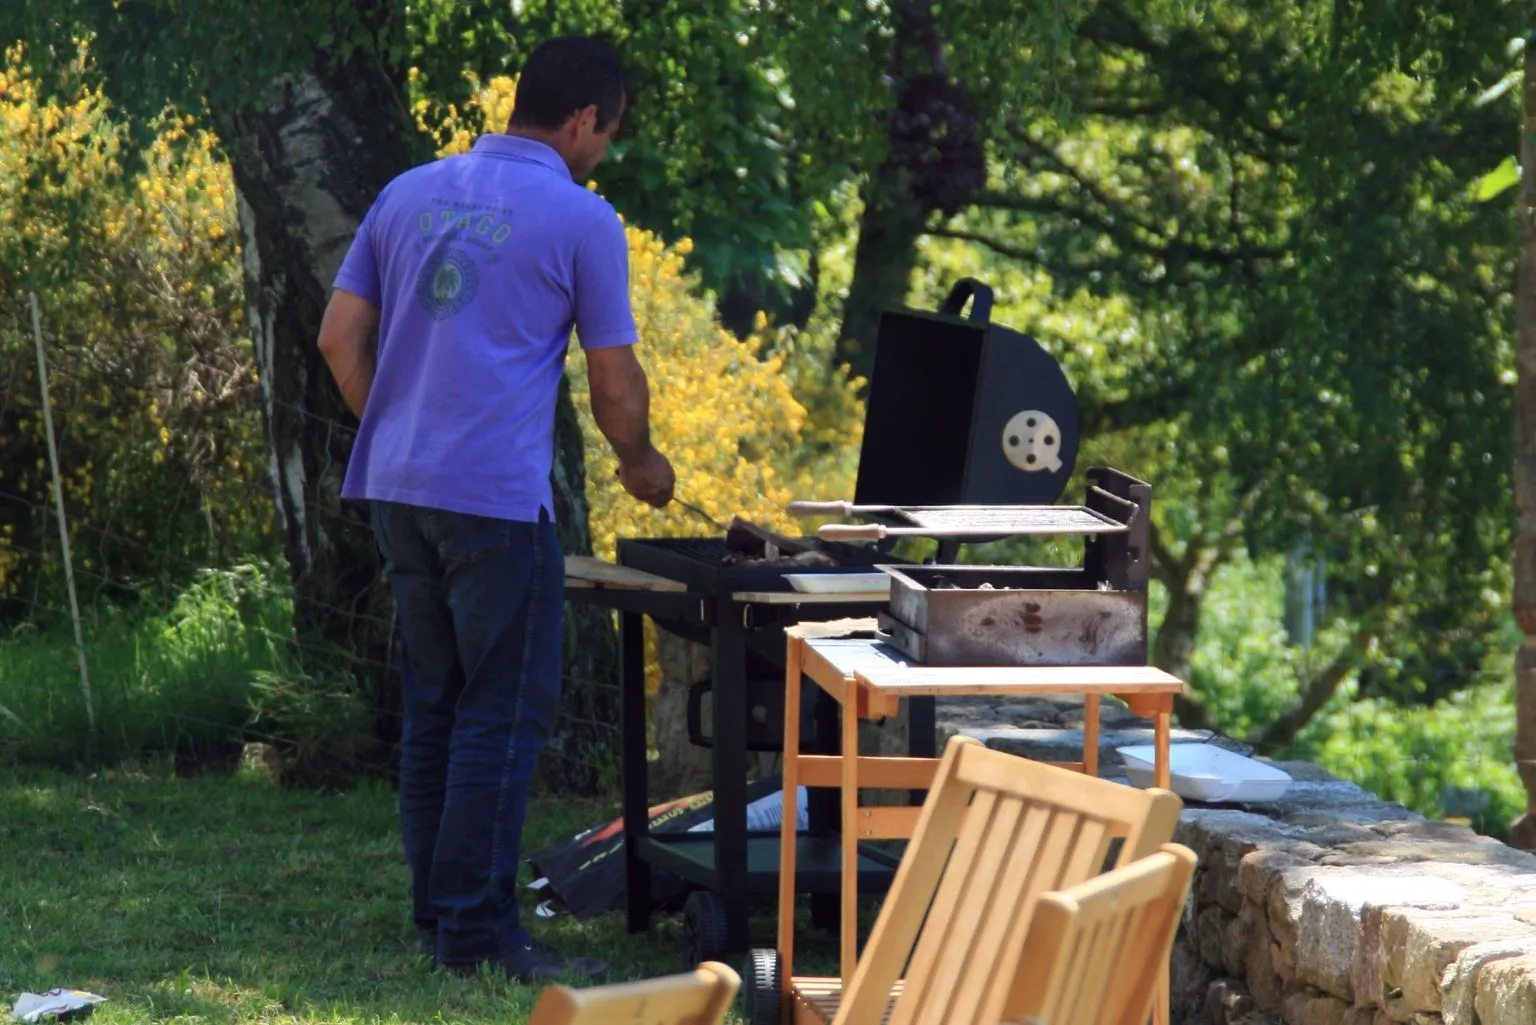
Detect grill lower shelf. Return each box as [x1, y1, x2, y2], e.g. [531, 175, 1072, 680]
[634, 833, 904, 894]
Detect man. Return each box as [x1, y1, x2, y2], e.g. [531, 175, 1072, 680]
[315, 35, 675, 983]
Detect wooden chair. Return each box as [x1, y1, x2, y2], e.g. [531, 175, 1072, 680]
[529, 961, 741, 1025]
[789, 734, 1182, 1025]
[1005, 843, 1198, 1025]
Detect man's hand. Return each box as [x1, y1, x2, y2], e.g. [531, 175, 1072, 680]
[618, 447, 676, 508]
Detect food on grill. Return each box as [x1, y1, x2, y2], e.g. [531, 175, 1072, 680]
[720, 515, 836, 566]
[722, 548, 839, 567]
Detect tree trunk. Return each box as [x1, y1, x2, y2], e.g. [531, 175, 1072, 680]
[224, 62, 413, 770]
[837, 173, 927, 380]
[1149, 537, 1222, 731]
[546, 375, 621, 792]
[1248, 621, 1376, 752]
[1511, 16, 1536, 850]
[223, 57, 618, 790]
[834, 0, 985, 382]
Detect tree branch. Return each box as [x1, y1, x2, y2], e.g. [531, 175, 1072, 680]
[1076, 0, 1302, 154]
[923, 227, 1184, 295]
[1148, 523, 1181, 578]
[1247, 620, 1378, 751]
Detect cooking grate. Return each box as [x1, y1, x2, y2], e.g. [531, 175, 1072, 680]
[888, 505, 1127, 535]
[628, 537, 739, 563]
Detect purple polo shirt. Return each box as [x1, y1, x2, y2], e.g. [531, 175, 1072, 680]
[332, 134, 637, 522]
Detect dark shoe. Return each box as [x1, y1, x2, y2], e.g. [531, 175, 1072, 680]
[443, 940, 608, 983]
[501, 939, 609, 983]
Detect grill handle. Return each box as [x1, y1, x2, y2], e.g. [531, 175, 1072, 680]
[786, 500, 852, 517]
[938, 277, 994, 323]
[818, 523, 889, 541]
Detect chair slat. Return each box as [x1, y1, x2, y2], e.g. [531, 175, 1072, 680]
[908, 794, 1029, 1025]
[1003, 844, 1198, 1025]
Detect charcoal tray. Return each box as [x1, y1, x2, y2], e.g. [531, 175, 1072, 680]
[877, 564, 1147, 667]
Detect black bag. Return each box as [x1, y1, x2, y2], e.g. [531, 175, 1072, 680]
[525, 775, 788, 919]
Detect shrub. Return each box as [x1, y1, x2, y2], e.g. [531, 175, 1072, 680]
[0, 563, 291, 767]
[0, 45, 271, 621]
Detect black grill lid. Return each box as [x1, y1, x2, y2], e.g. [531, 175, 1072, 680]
[854, 278, 1079, 509]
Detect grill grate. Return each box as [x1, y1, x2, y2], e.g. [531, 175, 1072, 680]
[628, 537, 739, 563]
[890, 505, 1126, 535]
[617, 535, 896, 595]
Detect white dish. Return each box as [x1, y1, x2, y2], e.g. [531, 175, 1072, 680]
[1116, 743, 1292, 803]
[784, 572, 892, 595]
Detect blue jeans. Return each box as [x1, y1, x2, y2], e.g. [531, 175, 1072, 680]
[370, 500, 564, 966]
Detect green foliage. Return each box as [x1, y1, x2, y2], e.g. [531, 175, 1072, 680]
[1, 0, 412, 122]
[1303, 681, 1523, 841]
[1474, 154, 1521, 201]
[1168, 549, 1521, 838]
[911, 0, 1522, 715]
[405, 0, 817, 302]
[0, 565, 291, 767]
[1158, 554, 1312, 739]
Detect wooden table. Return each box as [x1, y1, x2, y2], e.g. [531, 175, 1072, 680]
[774, 618, 1185, 988]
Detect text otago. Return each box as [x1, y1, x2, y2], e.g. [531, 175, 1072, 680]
[417, 206, 515, 247]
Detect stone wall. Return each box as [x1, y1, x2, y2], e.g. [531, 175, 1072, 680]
[1173, 773, 1536, 1025]
[935, 695, 1536, 1025]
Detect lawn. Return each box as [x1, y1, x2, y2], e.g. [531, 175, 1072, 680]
[0, 761, 843, 1025]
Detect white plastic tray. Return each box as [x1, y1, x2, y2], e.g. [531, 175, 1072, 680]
[1116, 743, 1292, 803]
[784, 572, 892, 595]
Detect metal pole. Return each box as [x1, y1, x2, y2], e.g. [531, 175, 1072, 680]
[29, 291, 96, 738]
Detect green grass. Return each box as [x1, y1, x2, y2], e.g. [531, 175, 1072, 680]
[0, 761, 847, 1025]
[1, 566, 294, 767]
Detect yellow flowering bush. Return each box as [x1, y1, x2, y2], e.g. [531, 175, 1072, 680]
[0, 45, 269, 608]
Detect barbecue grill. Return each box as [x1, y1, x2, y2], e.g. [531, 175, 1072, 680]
[606, 535, 936, 961]
[565, 276, 1101, 966]
[870, 467, 1152, 667]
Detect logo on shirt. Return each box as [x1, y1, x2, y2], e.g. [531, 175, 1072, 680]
[415, 247, 480, 320]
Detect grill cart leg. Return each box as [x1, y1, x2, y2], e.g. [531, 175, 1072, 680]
[620, 610, 653, 934]
[710, 602, 752, 954]
[907, 695, 936, 804]
[809, 688, 841, 933]
[771, 636, 804, 1019]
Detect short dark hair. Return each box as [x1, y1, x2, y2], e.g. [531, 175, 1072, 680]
[510, 36, 628, 132]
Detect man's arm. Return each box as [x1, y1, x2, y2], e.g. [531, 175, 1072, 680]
[573, 205, 674, 507]
[586, 344, 675, 507]
[317, 288, 380, 418]
[585, 343, 653, 465]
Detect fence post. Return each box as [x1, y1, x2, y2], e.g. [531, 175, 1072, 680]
[28, 291, 96, 739]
